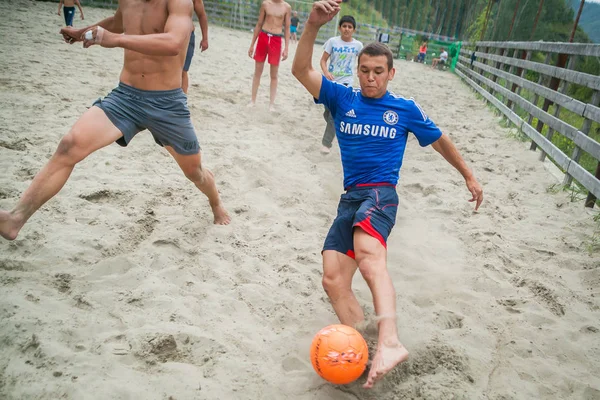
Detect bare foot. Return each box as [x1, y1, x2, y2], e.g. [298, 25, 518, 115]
[269, 104, 276, 112]
[0, 210, 23, 241]
[246, 101, 256, 108]
[363, 342, 409, 389]
[211, 204, 231, 225]
[320, 146, 331, 155]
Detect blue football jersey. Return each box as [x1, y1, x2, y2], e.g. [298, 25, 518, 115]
[316, 76, 443, 188]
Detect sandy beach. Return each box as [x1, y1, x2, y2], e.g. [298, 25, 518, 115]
[1, 2, 599, 399]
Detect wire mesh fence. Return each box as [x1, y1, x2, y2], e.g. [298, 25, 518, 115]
[44, 0, 458, 60]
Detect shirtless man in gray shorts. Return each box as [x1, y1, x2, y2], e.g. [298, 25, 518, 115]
[0, 0, 230, 241]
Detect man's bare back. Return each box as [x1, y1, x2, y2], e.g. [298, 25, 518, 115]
[260, 0, 291, 35]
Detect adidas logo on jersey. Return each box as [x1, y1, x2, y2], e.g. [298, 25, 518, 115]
[345, 109, 357, 118]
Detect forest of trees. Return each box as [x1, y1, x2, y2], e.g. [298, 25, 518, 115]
[350, 0, 598, 100]
[568, 0, 600, 43]
[341, 0, 597, 44]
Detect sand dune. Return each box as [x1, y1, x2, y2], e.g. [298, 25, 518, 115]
[1, 2, 599, 399]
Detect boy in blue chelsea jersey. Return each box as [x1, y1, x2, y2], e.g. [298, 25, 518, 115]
[292, 0, 484, 389]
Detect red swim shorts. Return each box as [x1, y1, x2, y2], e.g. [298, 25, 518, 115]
[254, 30, 282, 66]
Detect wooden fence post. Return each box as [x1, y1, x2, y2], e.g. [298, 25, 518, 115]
[480, 46, 490, 88]
[505, 48, 518, 92]
[489, 47, 505, 98]
[585, 160, 600, 208]
[529, 52, 553, 151]
[570, 90, 600, 191]
[539, 56, 577, 162]
[514, 51, 533, 105]
[507, 49, 529, 111]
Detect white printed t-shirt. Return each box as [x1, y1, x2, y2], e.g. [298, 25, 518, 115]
[323, 36, 364, 86]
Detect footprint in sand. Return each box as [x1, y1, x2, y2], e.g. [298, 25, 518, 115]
[78, 189, 129, 204]
[580, 325, 598, 334]
[104, 334, 131, 356]
[0, 139, 28, 151]
[53, 273, 73, 293]
[434, 310, 464, 330]
[496, 297, 527, 314]
[0, 259, 35, 272]
[281, 356, 306, 372]
[152, 239, 181, 251]
[511, 278, 565, 317]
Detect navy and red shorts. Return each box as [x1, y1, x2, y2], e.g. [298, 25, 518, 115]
[323, 184, 398, 259]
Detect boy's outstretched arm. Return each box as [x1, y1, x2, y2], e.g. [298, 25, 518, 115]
[291, 0, 341, 99]
[282, 3, 291, 61]
[75, 0, 84, 20]
[248, 3, 266, 58]
[320, 51, 333, 80]
[193, 0, 209, 51]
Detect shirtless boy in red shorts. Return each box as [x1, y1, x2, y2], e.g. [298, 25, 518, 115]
[248, 0, 291, 111]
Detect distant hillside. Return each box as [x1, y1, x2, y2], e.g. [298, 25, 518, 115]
[569, 0, 600, 43]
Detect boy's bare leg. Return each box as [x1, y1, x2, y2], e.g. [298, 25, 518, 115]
[354, 229, 409, 389]
[182, 70, 190, 94]
[164, 147, 230, 225]
[269, 64, 279, 111]
[322, 250, 363, 326]
[0, 106, 123, 240]
[250, 61, 265, 106]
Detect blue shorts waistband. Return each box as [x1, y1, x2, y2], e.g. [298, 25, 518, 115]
[117, 82, 184, 99]
[345, 183, 396, 192]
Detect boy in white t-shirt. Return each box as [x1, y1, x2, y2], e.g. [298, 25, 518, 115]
[319, 15, 363, 154]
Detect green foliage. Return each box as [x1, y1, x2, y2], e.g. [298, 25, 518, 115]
[546, 183, 563, 194]
[567, 56, 600, 103]
[545, 185, 599, 253]
[587, 231, 600, 255]
[568, 0, 600, 43]
[466, 3, 487, 43]
[506, 128, 529, 142]
[465, 0, 596, 43]
[337, 0, 388, 28]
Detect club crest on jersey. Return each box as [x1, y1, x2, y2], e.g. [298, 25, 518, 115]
[383, 110, 398, 125]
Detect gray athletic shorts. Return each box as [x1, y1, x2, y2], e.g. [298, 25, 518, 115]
[93, 82, 200, 155]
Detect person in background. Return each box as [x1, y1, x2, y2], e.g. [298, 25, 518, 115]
[182, 0, 210, 94]
[290, 10, 300, 43]
[417, 40, 427, 63]
[319, 15, 362, 154]
[431, 47, 448, 69]
[58, 0, 84, 27]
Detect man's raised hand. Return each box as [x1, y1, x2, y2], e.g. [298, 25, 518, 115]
[308, 0, 342, 27]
